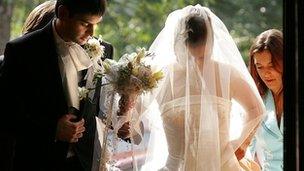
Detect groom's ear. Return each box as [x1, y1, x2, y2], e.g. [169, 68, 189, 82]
[57, 5, 70, 20]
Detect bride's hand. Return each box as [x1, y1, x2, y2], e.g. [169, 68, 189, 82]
[234, 133, 253, 160]
[235, 146, 246, 160]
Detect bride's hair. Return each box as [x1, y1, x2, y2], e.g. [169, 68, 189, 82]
[185, 16, 208, 47]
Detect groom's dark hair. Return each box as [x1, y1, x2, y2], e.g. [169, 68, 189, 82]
[55, 0, 106, 17]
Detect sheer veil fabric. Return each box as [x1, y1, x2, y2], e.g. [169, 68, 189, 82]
[136, 4, 265, 171]
[95, 4, 265, 171]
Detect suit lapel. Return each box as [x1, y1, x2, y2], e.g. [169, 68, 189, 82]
[40, 21, 68, 114]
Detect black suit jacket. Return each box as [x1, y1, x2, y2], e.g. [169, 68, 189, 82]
[0, 55, 4, 67]
[0, 20, 113, 171]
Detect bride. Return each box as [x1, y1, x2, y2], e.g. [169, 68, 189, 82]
[136, 4, 265, 171]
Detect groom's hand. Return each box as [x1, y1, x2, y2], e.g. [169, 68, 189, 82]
[56, 114, 86, 143]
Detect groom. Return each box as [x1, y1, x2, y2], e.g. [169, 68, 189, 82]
[0, 0, 131, 170]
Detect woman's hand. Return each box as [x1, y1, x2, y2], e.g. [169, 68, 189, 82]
[235, 146, 246, 160]
[235, 135, 253, 160]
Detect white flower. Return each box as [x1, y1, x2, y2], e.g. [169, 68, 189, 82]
[103, 59, 120, 81]
[78, 86, 89, 100]
[104, 58, 118, 66]
[117, 54, 130, 64]
[84, 35, 107, 85]
[85, 37, 105, 60]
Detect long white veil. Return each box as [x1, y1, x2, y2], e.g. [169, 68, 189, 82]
[137, 4, 265, 171]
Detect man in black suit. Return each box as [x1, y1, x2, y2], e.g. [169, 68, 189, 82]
[0, 0, 131, 170]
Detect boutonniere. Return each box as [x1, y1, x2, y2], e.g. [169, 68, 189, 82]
[78, 35, 106, 100]
[84, 35, 105, 60]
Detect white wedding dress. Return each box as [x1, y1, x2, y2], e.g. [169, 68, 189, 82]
[161, 96, 242, 171]
[138, 5, 265, 171]
[154, 60, 262, 171]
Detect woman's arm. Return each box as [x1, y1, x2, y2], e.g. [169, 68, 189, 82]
[230, 66, 265, 160]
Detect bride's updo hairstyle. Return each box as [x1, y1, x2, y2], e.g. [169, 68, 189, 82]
[185, 16, 208, 47]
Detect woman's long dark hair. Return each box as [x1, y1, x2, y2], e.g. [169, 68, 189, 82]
[248, 29, 283, 97]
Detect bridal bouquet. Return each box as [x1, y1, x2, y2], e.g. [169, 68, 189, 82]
[99, 48, 163, 170]
[103, 47, 164, 117]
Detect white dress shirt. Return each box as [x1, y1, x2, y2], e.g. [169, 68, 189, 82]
[52, 19, 92, 158]
[52, 20, 92, 110]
